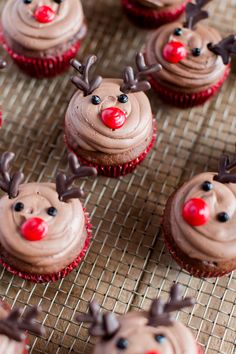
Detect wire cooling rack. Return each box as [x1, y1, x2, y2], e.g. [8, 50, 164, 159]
[0, 0, 236, 353]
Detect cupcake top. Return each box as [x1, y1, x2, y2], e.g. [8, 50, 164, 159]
[0, 300, 44, 354]
[145, 0, 236, 93]
[65, 53, 161, 156]
[171, 154, 236, 263]
[2, 0, 85, 51]
[77, 284, 198, 354]
[0, 152, 97, 274]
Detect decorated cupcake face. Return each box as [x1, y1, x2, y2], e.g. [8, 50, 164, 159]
[2, 0, 85, 51]
[77, 285, 198, 354]
[172, 171, 236, 262]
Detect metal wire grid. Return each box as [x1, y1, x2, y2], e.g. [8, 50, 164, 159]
[0, 0, 236, 353]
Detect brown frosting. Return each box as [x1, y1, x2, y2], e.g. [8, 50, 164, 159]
[0, 301, 24, 354]
[0, 182, 87, 274]
[170, 172, 236, 262]
[2, 0, 85, 52]
[65, 78, 153, 156]
[93, 311, 198, 354]
[135, 0, 184, 9]
[144, 22, 226, 93]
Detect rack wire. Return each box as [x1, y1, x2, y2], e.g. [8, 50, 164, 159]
[0, 0, 236, 353]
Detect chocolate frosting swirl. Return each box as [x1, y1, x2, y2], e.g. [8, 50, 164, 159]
[0, 182, 87, 274]
[94, 312, 198, 354]
[171, 172, 236, 262]
[65, 79, 153, 156]
[145, 22, 226, 93]
[0, 301, 24, 354]
[2, 0, 85, 51]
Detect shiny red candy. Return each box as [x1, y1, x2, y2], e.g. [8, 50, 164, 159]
[146, 351, 160, 354]
[182, 198, 210, 226]
[101, 107, 126, 129]
[21, 217, 48, 241]
[163, 41, 187, 63]
[34, 6, 55, 23]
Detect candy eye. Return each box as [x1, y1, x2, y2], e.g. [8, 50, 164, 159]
[47, 207, 57, 217]
[192, 48, 201, 57]
[116, 338, 128, 350]
[217, 212, 229, 222]
[14, 202, 24, 212]
[201, 181, 213, 192]
[155, 334, 166, 343]
[173, 28, 182, 36]
[23, 0, 32, 3]
[54, 0, 64, 3]
[91, 95, 101, 105]
[118, 94, 128, 103]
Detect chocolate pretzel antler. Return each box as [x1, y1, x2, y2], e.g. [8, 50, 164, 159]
[56, 153, 97, 202]
[213, 153, 236, 183]
[148, 284, 195, 327]
[185, 0, 212, 29]
[120, 52, 162, 94]
[0, 306, 45, 342]
[208, 35, 236, 65]
[76, 301, 120, 338]
[0, 152, 24, 199]
[70, 55, 102, 96]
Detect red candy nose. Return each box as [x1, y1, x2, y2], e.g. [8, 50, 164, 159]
[34, 6, 55, 23]
[182, 198, 210, 226]
[163, 41, 187, 63]
[21, 217, 48, 241]
[146, 351, 160, 354]
[101, 107, 126, 129]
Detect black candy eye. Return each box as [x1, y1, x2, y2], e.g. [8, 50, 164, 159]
[54, 0, 64, 3]
[192, 48, 201, 57]
[173, 28, 182, 36]
[47, 207, 57, 217]
[155, 334, 166, 344]
[118, 94, 128, 103]
[116, 338, 128, 350]
[14, 202, 24, 212]
[202, 181, 213, 192]
[217, 212, 229, 223]
[91, 95, 101, 105]
[23, 0, 32, 4]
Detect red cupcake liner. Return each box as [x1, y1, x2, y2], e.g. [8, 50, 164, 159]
[65, 120, 157, 178]
[0, 209, 92, 283]
[2, 38, 81, 79]
[149, 65, 230, 108]
[121, 0, 189, 29]
[163, 228, 231, 278]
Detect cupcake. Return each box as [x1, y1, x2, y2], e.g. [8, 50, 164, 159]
[163, 153, 236, 278]
[144, 0, 236, 108]
[1, 0, 87, 78]
[122, 0, 189, 29]
[0, 299, 44, 354]
[77, 283, 202, 354]
[64, 53, 161, 177]
[0, 151, 97, 283]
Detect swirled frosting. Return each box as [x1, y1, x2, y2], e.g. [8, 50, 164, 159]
[94, 312, 198, 354]
[0, 301, 24, 354]
[145, 22, 226, 93]
[2, 0, 85, 52]
[135, 0, 184, 9]
[0, 182, 87, 274]
[170, 172, 236, 262]
[65, 79, 154, 162]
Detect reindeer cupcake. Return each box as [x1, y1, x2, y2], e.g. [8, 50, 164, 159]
[1, 0, 87, 78]
[65, 53, 161, 177]
[0, 300, 44, 354]
[143, 0, 236, 108]
[0, 151, 97, 283]
[163, 153, 236, 277]
[77, 284, 202, 354]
